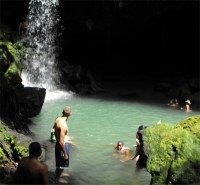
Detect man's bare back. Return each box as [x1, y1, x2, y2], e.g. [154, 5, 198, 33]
[17, 157, 48, 184]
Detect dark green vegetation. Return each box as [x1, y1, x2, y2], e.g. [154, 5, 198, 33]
[0, 31, 24, 85]
[0, 119, 30, 167]
[144, 115, 200, 184]
[0, 29, 25, 121]
[0, 29, 31, 169]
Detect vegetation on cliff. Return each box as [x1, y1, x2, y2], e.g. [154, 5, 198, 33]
[0, 119, 31, 168]
[0, 31, 25, 85]
[144, 115, 200, 184]
[0, 29, 32, 181]
[0, 29, 25, 122]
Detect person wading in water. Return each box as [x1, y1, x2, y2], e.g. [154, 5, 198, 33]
[54, 106, 76, 182]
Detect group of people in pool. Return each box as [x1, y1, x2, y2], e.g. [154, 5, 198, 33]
[15, 106, 147, 184]
[167, 98, 192, 112]
[112, 125, 148, 167]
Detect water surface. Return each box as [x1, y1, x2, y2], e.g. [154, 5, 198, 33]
[30, 94, 200, 185]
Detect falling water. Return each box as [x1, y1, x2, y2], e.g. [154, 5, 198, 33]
[22, 0, 73, 100]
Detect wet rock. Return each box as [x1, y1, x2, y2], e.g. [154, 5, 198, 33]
[15, 87, 46, 117]
[56, 172, 70, 184]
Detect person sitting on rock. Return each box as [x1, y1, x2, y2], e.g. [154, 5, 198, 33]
[16, 142, 49, 184]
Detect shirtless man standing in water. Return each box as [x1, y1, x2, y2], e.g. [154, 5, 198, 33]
[54, 106, 74, 180]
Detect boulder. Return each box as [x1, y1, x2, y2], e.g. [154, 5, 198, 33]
[0, 30, 46, 119]
[144, 115, 200, 184]
[15, 87, 46, 117]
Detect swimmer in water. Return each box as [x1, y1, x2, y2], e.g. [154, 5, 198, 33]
[109, 140, 130, 161]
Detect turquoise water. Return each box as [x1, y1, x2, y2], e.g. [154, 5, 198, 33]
[29, 94, 200, 185]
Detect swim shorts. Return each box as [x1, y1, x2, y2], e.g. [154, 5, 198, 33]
[55, 142, 70, 169]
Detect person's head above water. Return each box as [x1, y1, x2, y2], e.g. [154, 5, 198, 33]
[116, 140, 124, 150]
[62, 106, 72, 116]
[138, 125, 146, 131]
[137, 125, 147, 134]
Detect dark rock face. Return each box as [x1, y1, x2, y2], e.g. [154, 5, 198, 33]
[0, 30, 46, 120]
[60, 63, 104, 95]
[15, 87, 46, 117]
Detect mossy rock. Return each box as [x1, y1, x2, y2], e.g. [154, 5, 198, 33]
[144, 115, 200, 184]
[0, 31, 24, 85]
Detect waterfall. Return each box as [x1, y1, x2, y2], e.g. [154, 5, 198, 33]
[22, 0, 73, 100]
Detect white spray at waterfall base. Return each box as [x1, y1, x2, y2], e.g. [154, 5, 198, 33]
[22, 0, 73, 100]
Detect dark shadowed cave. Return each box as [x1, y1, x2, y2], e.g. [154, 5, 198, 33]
[0, 0, 199, 89]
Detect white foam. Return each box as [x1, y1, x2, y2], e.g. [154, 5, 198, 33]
[45, 90, 74, 101]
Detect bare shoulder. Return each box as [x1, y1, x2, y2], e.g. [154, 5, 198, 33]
[42, 163, 48, 171]
[56, 117, 66, 125]
[37, 161, 48, 172]
[60, 119, 68, 128]
[18, 157, 28, 166]
[55, 117, 63, 127]
[55, 116, 61, 123]
[20, 157, 27, 162]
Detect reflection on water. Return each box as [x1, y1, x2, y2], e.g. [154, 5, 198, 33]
[30, 94, 200, 185]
